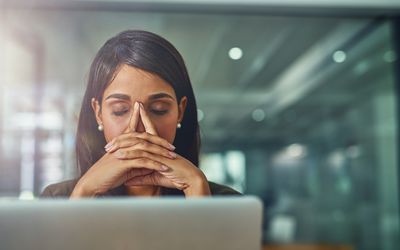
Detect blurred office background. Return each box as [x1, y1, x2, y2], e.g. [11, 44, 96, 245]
[0, 0, 399, 249]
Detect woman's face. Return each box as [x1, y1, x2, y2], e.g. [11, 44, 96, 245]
[92, 64, 187, 144]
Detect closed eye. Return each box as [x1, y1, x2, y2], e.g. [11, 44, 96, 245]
[151, 109, 168, 115]
[112, 109, 129, 116]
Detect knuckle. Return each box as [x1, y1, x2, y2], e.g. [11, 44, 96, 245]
[117, 150, 126, 158]
[133, 137, 141, 144]
[141, 151, 151, 158]
[138, 158, 148, 164]
[122, 151, 129, 158]
[135, 132, 144, 138]
[140, 141, 149, 148]
[136, 150, 146, 158]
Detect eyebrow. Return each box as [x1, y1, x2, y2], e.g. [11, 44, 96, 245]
[105, 93, 131, 101]
[148, 93, 174, 101]
[105, 92, 174, 101]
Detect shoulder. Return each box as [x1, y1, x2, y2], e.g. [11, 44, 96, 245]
[208, 181, 242, 196]
[40, 179, 79, 198]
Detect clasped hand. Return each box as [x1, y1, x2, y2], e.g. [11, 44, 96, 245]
[71, 101, 210, 198]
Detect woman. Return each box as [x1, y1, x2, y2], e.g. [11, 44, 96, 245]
[41, 30, 240, 198]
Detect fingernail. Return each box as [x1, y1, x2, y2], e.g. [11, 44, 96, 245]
[169, 143, 176, 150]
[139, 103, 144, 109]
[169, 152, 177, 159]
[134, 102, 139, 110]
[104, 142, 113, 149]
[160, 165, 169, 171]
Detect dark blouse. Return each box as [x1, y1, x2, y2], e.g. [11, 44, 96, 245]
[40, 179, 241, 198]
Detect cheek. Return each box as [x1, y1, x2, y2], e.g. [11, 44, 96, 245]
[153, 115, 178, 144]
[102, 114, 130, 143]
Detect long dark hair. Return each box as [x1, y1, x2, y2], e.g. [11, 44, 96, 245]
[76, 30, 200, 176]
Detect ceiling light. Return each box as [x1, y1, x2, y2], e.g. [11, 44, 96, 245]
[287, 144, 307, 158]
[251, 109, 265, 122]
[229, 47, 243, 60]
[332, 50, 346, 63]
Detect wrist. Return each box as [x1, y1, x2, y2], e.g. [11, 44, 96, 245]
[184, 171, 211, 197]
[70, 179, 96, 199]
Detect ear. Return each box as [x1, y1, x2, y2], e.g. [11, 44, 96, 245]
[177, 96, 187, 123]
[91, 98, 103, 126]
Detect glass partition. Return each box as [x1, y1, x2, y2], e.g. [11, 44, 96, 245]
[0, 5, 398, 250]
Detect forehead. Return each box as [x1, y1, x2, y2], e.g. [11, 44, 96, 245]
[103, 64, 176, 101]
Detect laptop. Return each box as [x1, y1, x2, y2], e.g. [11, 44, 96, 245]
[0, 196, 262, 250]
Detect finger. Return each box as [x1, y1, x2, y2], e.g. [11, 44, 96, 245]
[158, 171, 187, 186]
[126, 175, 188, 190]
[106, 134, 141, 153]
[125, 172, 176, 188]
[177, 183, 189, 191]
[114, 146, 176, 161]
[105, 102, 140, 150]
[125, 168, 154, 180]
[125, 101, 140, 133]
[125, 173, 158, 186]
[122, 157, 170, 172]
[139, 103, 158, 135]
[106, 132, 175, 153]
[107, 136, 176, 158]
[133, 132, 175, 151]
